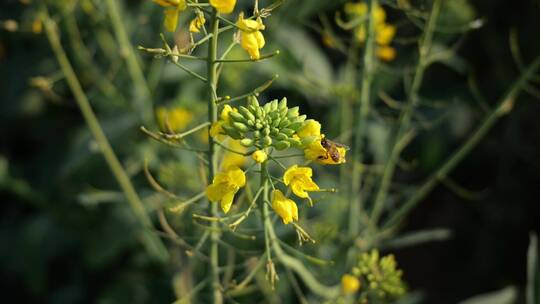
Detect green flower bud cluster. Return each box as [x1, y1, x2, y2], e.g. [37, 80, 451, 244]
[223, 96, 306, 150]
[352, 250, 406, 300]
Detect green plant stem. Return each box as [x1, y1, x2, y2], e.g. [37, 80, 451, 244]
[260, 164, 340, 299]
[383, 54, 540, 229]
[263, 210, 341, 299]
[370, 0, 442, 226]
[348, 0, 378, 238]
[206, 8, 223, 304]
[42, 11, 168, 262]
[104, 0, 152, 122]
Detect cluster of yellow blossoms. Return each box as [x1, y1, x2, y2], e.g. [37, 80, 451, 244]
[345, 2, 397, 61]
[153, 0, 266, 60]
[205, 99, 347, 223]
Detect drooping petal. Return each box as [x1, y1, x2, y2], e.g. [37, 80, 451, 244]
[163, 8, 179, 32]
[272, 190, 298, 224]
[220, 191, 235, 213]
[254, 31, 265, 49]
[241, 32, 261, 59]
[210, 0, 236, 14]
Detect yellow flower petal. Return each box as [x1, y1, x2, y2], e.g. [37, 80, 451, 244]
[205, 167, 246, 213]
[220, 191, 235, 213]
[271, 190, 298, 224]
[296, 119, 321, 139]
[210, 0, 236, 14]
[225, 166, 246, 187]
[283, 165, 319, 202]
[164, 8, 179, 32]
[206, 183, 225, 202]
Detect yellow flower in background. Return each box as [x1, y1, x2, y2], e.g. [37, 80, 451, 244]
[206, 166, 246, 213]
[189, 14, 206, 33]
[210, 0, 236, 14]
[345, 2, 397, 61]
[156, 106, 194, 133]
[376, 23, 396, 45]
[210, 105, 237, 139]
[236, 13, 266, 60]
[221, 140, 247, 170]
[376, 45, 396, 61]
[153, 0, 187, 32]
[345, 2, 386, 25]
[271, 190, 298, 224]
[341, 274, 361, 294]
[252, 150, 267, 163]
[283, 165, 319, 204]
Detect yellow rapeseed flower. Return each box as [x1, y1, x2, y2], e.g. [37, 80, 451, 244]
[283, 165, 319, 204]
[252, 150, 267, 163]
[271, 189, 298, 224]
[206, 166, 246, 213]
[376, 23, 396, 46]
[153, 0, 187, 32]
[341, 274, 361, 294]
[189, 14, 206, 33]
[221, 140, 247, 170]
[236, 13, 265, 60]
[156, 106, 194, 133]
[210, 0, 236, 14]
[345, 2, 397, 61]
[296, 120, 347, 165]
[345, 2, 386, 25]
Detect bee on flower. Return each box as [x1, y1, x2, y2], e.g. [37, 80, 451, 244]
[296, 119, 348, 165]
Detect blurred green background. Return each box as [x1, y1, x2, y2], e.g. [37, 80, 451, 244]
[1, 0, 540, 303]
